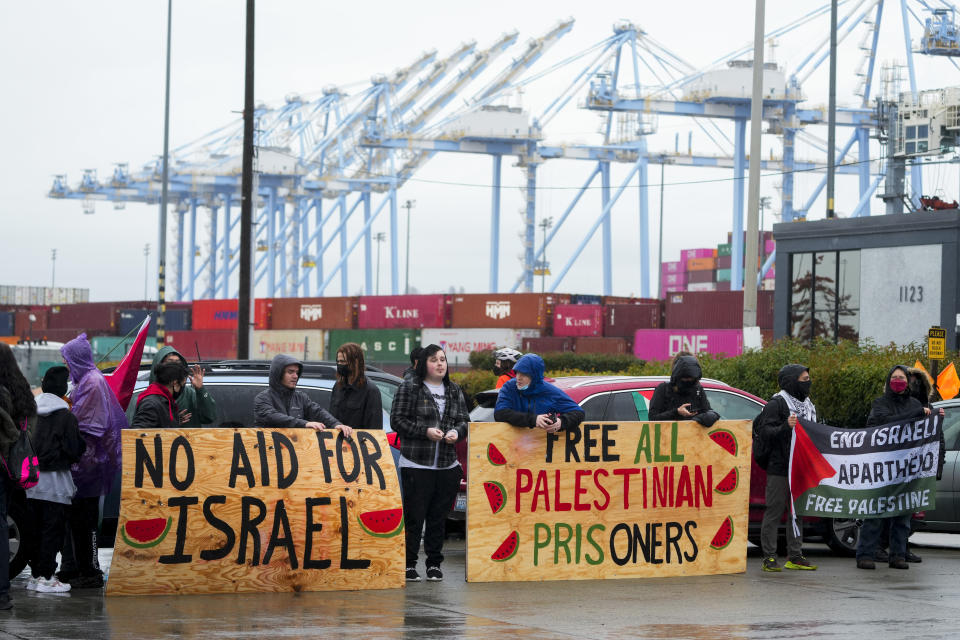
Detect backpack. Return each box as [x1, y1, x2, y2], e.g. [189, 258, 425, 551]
[1, 418, 40, 490]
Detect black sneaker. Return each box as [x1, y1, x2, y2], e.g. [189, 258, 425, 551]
[906, 551, 922, 563]
[69, 575, 104, 589]
[405, 567, 421, 582]
[426, 566, 443, 581]
[0, 595, 12, 611]
[874, 549, 889, 562]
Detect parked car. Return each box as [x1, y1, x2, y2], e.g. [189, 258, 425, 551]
[468, 375, 862, 555]
[911, 399, 960, 533]
[5, 359, 404, 578]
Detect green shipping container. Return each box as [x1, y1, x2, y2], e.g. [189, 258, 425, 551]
[90, 336, 158, 361]
[716, 268, 732, 282]
[717, 243, 732, 257]
[327, 329, 420, 364]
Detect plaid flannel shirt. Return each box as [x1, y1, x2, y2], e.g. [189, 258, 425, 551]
[390, 377, 469, 468]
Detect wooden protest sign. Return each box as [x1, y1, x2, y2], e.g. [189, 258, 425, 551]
[466, 421, 751, 582]
[107, 428, 404, 596]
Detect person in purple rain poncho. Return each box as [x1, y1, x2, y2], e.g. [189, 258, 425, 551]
[57, 334, 126, 589]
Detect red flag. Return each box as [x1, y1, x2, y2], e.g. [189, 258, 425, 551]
[789, 421, 837, 504]
[105, 317, 151, 411]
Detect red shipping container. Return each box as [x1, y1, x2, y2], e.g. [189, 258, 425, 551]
[14, 307, 49, 338]
[166, 330, 238, 360]
[38, 327, 113, 343]
[522, 336, 572, 353]
[687, 270, 715, 284]
[271, 297, 356, 330]
[716, 282, 732, 291]
[664, 291, 774, 330]
[357, 295, 449, 329]
[192, 299, 270, 330]
[574, 337, 628, 354]
[717, 255, 732, 269]
[552, 304, 603, 337]
[603, 303, 661, 338]
[450, 293, 559, 329]
[48, 302, 118, 331]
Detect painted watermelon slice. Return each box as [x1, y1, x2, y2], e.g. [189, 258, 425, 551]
[487, 443, 507, 466]
[120, 517, 172, 549]
[484, 480, 507, 514]
[708, 428, 738, 456]
[709, 516, 735, 550]
[357, 508, 404, 538]
[491, 530, 519, 562]
[714, 468, 739, 495]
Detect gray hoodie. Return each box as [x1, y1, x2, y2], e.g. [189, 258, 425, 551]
[252, 354, 341, 429]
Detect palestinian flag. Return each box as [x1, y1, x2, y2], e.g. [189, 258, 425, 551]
[789, 415, 941, 522]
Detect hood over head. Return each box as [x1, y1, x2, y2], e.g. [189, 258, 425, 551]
[670, 356, 702, 385]
[777, 364, 810, 399]
[884, 364, 912, 397]
[35, 392, 69, 417]
[513, 354, 545, 391]
[269, 354, 302, 392]
[150, 345, 185, 383]
[61, 334, 96, 385]
[907, 366, 933, 404]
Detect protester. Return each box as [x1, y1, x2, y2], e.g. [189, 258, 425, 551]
[0, 344, 36, 609]
[403, 347, 424, 382]
[59, 334, 126, 589]
[149, 346, 217, 426]
[253, 354, 352, 438]
[25, 366, 85, 594]
[390, 344, 469, 582]
[494, 354, 584, 434]
[131, 361, 190, 429]
[493, 347, 523, 389]
[857, 365, 942, 570]
[648, 354, 718, 426]
[330, 343, 382, 429]
[756, 364, 818, 572]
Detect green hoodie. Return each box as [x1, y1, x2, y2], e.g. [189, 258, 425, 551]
[149, 346, 218, 427]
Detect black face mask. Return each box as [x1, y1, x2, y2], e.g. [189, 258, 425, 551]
[792, 380, 812, 401]
[678, 378, 697, 390]
[173, 383, 184, 399]
[337, 364, 350, 378]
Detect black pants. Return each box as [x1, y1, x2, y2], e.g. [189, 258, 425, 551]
[60, 496, 102, 578]
[401, 466, 462, 568]
[26, 499, 69, 579]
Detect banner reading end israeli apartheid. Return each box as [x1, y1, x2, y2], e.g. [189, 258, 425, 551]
[107, 428, 404, 596]
[790, 415, 942, 519]
[466, 421, 751, 583]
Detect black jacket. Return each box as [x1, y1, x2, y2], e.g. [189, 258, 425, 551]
[755, 364, 815, 477]
[866, 365, 925, 427]
[648, 356, 711, 420]
[131, 384, 181, 429]
[330, 380, 383, 429]
[32, 394, 86, 471]
[909, 366, 947, 480]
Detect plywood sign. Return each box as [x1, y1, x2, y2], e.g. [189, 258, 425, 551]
[466, 421, 751, 582]
[107, 428, 404, 596]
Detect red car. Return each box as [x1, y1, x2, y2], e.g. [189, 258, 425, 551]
[469, 375, 861, 555]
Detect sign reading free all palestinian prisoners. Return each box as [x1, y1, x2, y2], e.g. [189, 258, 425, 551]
[790, 416, 942, 519]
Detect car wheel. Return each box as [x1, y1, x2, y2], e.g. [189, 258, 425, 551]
[825, 518, 859, 556]
[8, 497, 29, 579]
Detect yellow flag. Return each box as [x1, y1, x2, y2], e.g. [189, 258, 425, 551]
[938, 362, 960, 401]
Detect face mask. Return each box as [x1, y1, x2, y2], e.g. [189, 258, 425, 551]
[793, 380, 811, 401]
[678, 379, 696, 389]
[493, 364, 506, 376]
[889, 378, 908, 393]
[517, 383, 529, 391]
[337, 364, 350, 378]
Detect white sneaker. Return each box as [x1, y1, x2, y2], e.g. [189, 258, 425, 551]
[35, 577, 71, 593]
[25, 577, 39, 591]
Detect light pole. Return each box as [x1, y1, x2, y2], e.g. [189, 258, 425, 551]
[658, 157, 666, 297]
[403, 199, 416, 294]
[50, 249, 57, 290]
[374, 232, 386, 295]
[538, 217, 553, 295]
[144, 244, 151, 300]
[758, 196, 771, 259]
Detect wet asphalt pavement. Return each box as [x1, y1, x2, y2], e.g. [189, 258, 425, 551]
[0, 533, 958, 639]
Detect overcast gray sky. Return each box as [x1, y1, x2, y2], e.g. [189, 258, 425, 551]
[2, 1, 957, 301]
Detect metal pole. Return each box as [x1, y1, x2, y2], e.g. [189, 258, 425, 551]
[157, 0, 172, 338]
[743, 0, 765, 328]
[50, 249, 56, 290]
[237, 0, 255, 359]
[826, 0, 838, 218]
[403, 199, 415, 294]
[658, 158, 665, 297]
[375, 231, 386, 295]
[143, 244, 150, 300]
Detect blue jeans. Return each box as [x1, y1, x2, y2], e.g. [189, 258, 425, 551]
[0, 475, 9, 598]
[857, 515, 910, 560]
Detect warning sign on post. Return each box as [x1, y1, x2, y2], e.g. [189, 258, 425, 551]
[928, 327, 946, 360]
